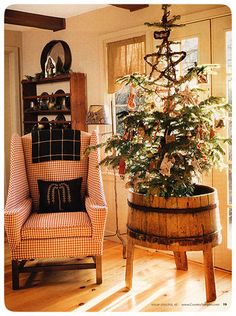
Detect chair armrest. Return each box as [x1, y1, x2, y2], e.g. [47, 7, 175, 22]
[85, 196, 108, 240]
[5, 198, 32, 250]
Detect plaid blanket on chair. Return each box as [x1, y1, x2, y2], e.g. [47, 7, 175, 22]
[32, 129, 81, 163]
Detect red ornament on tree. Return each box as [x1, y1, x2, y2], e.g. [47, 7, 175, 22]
[127, 84, 136, 110]
[119, 159, 126, 177]
[197, 143, 207, 160]
[210, 128, 216, 139]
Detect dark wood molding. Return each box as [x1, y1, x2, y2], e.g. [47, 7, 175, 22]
[4, 9, 66, 31]
[112, 4, 149, 12]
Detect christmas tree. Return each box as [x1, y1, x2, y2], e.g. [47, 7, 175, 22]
[88, 4, 231, 198]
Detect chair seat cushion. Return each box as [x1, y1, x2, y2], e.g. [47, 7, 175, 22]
[21, 212, 92, 240]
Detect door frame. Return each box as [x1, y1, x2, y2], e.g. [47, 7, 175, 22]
[4, 46, 22, 201]
[211, 15, 232, 271]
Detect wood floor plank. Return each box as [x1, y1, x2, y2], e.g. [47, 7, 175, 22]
[4, 240, 231, 312]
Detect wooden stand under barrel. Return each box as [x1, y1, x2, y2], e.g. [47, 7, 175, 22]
[125, 185, 222, 303]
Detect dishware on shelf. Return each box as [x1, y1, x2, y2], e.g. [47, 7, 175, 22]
[39, 92, 49, 110]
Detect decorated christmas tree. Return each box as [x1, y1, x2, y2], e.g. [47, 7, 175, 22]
[88, 4, 231, 198]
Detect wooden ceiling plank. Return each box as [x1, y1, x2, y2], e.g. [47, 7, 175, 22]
[112, 4, 149, 12]
[4, 9, 66, 31]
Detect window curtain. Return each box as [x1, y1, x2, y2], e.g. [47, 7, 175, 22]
[107, 35, 146, 94]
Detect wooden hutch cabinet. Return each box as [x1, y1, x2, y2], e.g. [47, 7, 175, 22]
[22, 72, 87, 134]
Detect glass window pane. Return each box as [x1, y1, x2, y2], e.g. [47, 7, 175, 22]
[227, 75, 232, 105]
[181, 37, 198, 74]
[115, 105, 128, 134]
[226, 31, 232, 73]
[170, 43, 181, 78]
[228, 164, 232, 205]
[115, 85, 130, 105]
[228, 207, 232, 249]
[114, 84, 141, 135]
[228, 118, 232, 161]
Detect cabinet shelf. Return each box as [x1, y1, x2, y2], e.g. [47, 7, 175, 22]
[24, 109, 71, 115]
[22, 72, 87, 134]
[24, 120, 71, 124]
[22, 73, 71, 85]
[23, 93, 70, 100]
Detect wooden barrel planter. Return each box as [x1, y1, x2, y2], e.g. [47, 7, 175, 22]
[125, 184, 222, 302]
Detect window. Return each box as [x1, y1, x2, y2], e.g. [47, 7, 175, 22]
[114, 85, 130, 135]
[107, 35, 146, 134]
[107, 35, 146, 94]
[226, 31, 232, 249]
[112, 36, 198, 134]
[181, 37, 198, 74]
[171, 37, 198, 78]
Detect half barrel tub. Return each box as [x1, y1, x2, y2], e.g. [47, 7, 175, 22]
[125, 184, 222, 302]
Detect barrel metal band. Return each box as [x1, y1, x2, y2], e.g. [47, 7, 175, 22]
[127, 200, 217, 214]
[127, 226, 221, 245]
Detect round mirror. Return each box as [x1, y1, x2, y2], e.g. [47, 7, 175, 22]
[40, 40, 72, 76]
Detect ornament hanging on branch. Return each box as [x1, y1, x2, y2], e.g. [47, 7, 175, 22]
[163, 98, 176, 113]
[165, 133, 176, 144]
[186, 131, 192, 140]
[119, 159, 126, 178]
[210, 128, 216, 139]
[159, 153, 175, 177]
[155, 85, 169, 98]
[149, 160, 158, 171]
[138, 124, 146, 140]
[197, 73, 208, 84]
[191, 156, 202, 177]
[179, 85, 198, 105]
[197, 143, 207, 161]
[215, 118, 225, 130]
[127, 84, 136, 111]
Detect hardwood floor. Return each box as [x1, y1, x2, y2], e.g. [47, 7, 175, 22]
[4, 240, 231, 312]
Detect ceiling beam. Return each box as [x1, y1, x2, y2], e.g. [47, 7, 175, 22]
[112, 4, 149, 12]
[4, 9, 66, 31]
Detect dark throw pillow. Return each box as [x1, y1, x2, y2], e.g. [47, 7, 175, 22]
[37, 178, 84, 213]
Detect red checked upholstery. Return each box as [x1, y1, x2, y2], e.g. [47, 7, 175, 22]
[21, 212, 92, 240]
[5, 131, 108, 260]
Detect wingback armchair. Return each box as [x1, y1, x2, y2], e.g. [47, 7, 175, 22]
[5, 130, 108, 289]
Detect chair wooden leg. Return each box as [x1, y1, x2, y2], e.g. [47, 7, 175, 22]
[12, 260, 20, 290]
[95, 255, 102, 284]
[203, 246, 216, 302]
[173, 251, 188, 271]
[125, 237, 135, 290]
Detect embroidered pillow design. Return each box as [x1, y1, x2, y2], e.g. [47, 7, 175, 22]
[38, 178, 84, 213]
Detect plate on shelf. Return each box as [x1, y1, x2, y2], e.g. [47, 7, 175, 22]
[55, 89, 65, 95]
[55, 89, 66, 110]
[32, 116, 50, 131]
[39, 92, 49, 110]
[53, 114, 66, 129]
